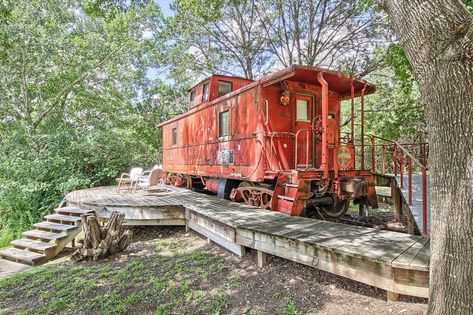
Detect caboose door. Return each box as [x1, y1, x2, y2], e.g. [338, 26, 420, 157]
[294, 94, 314, 168]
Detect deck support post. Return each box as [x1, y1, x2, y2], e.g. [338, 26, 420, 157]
[406, 210, 415, 235]
[392, 180, 402, 221]
[257, 250, 267, 268]
[387, 291, 400, 302]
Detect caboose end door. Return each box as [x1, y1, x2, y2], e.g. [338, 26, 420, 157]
[294, 94, 314, 169]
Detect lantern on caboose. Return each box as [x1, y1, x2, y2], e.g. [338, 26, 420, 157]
[280, 91, 290, 106]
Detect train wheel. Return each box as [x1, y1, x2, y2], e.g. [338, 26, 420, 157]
[320, 196, 349, 218]
[230, 181, 254, 201]
[167, 173, 192, 190]
[237, 186, 273, 209]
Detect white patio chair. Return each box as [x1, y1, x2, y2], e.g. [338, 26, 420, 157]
[116, 167, 143, 193]
[135, 167, 163, 191]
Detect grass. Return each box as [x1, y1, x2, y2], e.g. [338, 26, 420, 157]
[284, 298, 301, 315]
[0, 235, 228, 315]
[0, 229, 366, 315]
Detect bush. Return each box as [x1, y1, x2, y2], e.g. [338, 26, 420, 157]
[0, 122, 157, 247]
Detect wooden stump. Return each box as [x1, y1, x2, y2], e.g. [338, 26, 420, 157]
[71, 211, 133, 262]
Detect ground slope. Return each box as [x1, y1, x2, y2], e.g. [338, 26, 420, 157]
[0, 227, 427, 315]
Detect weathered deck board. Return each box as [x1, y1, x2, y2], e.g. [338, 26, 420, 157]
[66, 185, 430, 297]
[392, 237, 430, 269]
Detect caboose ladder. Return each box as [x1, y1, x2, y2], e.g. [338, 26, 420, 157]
[0, 206, 92, 265]
[275, 180, 310, 216]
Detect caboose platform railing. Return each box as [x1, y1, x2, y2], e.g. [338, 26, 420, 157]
[368, 135, 429, 235]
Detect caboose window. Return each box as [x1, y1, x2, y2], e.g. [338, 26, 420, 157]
[219, 110, 229, 137]
[202, 82, 209, 101]
[172, 128, 177, 145]
[296, 99, 309, 121]
[190, 90, 196, 106]
[218, 81, 232, 97]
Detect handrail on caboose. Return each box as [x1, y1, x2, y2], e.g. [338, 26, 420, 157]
[369, 135, 429, 235]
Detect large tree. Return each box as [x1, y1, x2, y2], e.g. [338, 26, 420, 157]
[256, 0, 385, 71]
[380, 0, 473, 313]
[166, 0, 271, 80]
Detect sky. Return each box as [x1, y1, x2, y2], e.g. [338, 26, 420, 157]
[156, 0, 173, 17]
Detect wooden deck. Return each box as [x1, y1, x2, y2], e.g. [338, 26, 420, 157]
[66, 186, 430, 299]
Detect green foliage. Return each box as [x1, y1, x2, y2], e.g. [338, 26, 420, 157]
[465, 0, 473, 12]
[0, 0, 176, 246]
[341, 46, 425, 143]
[385, 44, 415, 94]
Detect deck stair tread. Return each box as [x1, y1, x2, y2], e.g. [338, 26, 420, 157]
[0, 248, 45, 265]
[23, 229, 67, 241]
[44, 214, 81, 224]
[55, 207, 93, 215]
[11, 238, 57, 252]
[284, 183, 299, 188]
[34, 221, 77, 231]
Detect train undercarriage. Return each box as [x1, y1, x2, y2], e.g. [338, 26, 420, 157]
[165, 170, 378, 219]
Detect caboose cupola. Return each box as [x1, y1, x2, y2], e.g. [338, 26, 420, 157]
[187, 74, 254, 109]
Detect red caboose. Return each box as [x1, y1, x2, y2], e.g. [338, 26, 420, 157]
[158, 65, 378, 217]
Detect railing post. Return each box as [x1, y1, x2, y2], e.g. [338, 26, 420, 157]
[394, 145, 398, 176]
[382, 144, 386, 175]
[350, 81, 355, 145]
[422, 167, 427, 235]
[400, 149, 404, 189]
[422, 143, 427, 167]
[295, 132, 298, 169]
[371, 136, 376, 172]
[408, 157, 412, 205]
[360, 83, 366, 170]
[306, 130, 310, 169]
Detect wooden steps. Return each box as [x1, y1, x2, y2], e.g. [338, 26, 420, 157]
[0, 206, 93, 266]
[55, 206, 93, 216]
[23, 230, 67, 241]
[11, 238, 57, 253]
[34, 221, 77, 232]
[44, 214, 82, 224]
[0, 248, 46, 265]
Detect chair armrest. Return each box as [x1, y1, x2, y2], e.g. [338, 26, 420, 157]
[119, 173, 131, 179]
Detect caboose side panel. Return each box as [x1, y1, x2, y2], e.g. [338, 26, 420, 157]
[161, 83, 263, 181]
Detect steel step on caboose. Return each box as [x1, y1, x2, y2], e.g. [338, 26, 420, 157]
[158, 65, 379, 218]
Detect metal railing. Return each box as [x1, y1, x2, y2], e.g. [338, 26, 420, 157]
[369, 135, 429, 235]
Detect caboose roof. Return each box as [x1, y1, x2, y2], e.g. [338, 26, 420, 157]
[158, 65, 375, 127]
[261, 65, 375, 98]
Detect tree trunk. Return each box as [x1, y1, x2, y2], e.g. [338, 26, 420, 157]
[381, 1, 473, 314]
[71, 211, 133, 262]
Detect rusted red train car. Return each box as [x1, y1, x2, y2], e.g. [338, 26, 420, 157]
[158, 65, 378, 217]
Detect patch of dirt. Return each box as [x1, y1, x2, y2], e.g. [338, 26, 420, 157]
[0, 227, 427, 315]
